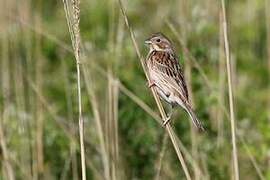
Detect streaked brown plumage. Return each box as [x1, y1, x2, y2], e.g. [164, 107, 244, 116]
[145, 33, 204, 130]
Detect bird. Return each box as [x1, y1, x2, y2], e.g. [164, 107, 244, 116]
[145, 32, 204, 130]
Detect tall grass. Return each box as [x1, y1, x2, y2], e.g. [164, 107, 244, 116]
[0, 121, 14, 180]
[34, 13, 44, 178]
[266, 0, 270, 122]
[221, 0, 239, 179]
[1, 2, 15, 179]
[62, 0, 86, 179]
[60, 50, 79, 180]
[217, 11, 226, 147]
[1, 0, 269, 179]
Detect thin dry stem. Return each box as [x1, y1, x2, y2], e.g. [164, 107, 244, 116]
[239, 137, 265, 180]
[107, 72, 119, 180]
[154, 134, 168, 180]
[266, 0, 270, 123]
[34, 14, 44, 178]
[217, 11, 226, 147]
[62, 0, 86, 179]
[0, 120, 15, 180]
[0, 13, 15, 179]
[60, 53, 79, 180]
[177, 1, 201, 178]
[20, 1, 36, 177]
[221, 1, 239, 180]
[82, 65, 110, 180]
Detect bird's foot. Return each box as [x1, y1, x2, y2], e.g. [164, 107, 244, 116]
[148, 80, 156, 88]
[162, 116, 171, 126]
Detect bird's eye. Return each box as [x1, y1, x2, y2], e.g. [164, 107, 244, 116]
[156, 38, 161, 42]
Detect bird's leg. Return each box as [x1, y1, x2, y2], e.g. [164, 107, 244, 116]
[148, 80, 156, 88]
[163, 105, 174, 126]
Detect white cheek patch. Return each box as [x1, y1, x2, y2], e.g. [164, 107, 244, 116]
[153, 44, 163, 51]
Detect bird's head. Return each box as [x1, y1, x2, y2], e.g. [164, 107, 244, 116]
[145, 33, 173, 52]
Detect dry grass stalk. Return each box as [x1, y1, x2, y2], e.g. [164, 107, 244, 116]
[0, 120, 15, 180]
[34, 14, 44, 178]
[19, 1, 37, 178]
[15, 0, 34, 179]
[62, 0, 86, 179]
[217, 11, 226, 147]
[9, 155, 32, 180]
[0, 5, 15, 177]
[81, 65, 110, 180]
[201, 153, 210, 180]
[60, 52, 79, 180]
[154, 134, 168, 180]
[239, 137, 265, 180]
[107, 72, 120, 180]
[118, 0, 191, 179]
[177, 1, 201, 178]
[60, 156, 73, 180]
[107, 71, 113, 179]
[221, 1, 239, 180]
[266, 0, 270, 123]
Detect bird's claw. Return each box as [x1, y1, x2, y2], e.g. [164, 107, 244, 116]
[148, 81, 155, 88]
[162, 116, 171, 126]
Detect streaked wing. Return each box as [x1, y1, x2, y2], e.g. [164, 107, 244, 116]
[149, 51, 189, 102]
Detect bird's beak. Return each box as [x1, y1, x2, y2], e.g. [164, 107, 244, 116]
[144, 39, 152, 44]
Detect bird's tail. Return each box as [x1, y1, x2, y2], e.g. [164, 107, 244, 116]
[184, 105, 204, 131]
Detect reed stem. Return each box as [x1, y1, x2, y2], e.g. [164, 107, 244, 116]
[62, 0, 86, 179]
[221, 1, 239, 179]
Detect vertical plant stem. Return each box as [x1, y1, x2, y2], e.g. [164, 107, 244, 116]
[34, 13, 44, 178]
[113, 79, 119, 180]
[154, 134, 168, 180]
[221, 1, 239, 180]
[107, 71, 113, 180]
[82, 65, 110, 180]
[179, 1, 200, 179]
[60, 52, 79, 180]
[0, 120, 14, 180]
[217, 11, 226, 147]
[77, 54, 86, 180]
[0, 8, 15, 179]
[75, 24, 86, 180]
[266, 0, 270, 123]
[239, 137, 265, 180]
[118, 1, 191, 179]
[62, 0, 86, 179]
[19, 1, 36, 177]
[107, 72, 119, 180]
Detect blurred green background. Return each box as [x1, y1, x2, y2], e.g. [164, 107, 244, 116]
[0, 0, 270, 179]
